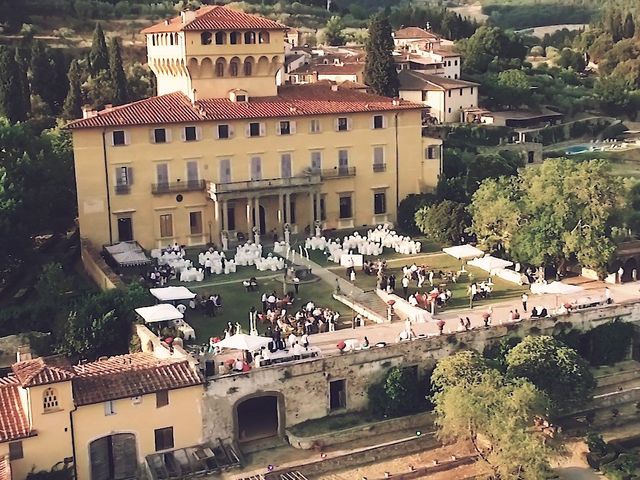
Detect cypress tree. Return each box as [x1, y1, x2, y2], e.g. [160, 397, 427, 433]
[62, 60, 83, 121]
[30, 40, 53, 108]
[364, 14, 399, 98]
[623, 13, 635, 39]
[0, 46, 29, 122]
[89, 22, 110, 74]
[612, 11, 624, 42]
[109, 37, 129, 105]
[14, 49, 31, 118]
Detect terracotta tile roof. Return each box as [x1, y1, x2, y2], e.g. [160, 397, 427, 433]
[0, 378, 32, 443]
[71, 353, 203, 406]
[11, 357, 75, 388]
[141, 6, 286, 34]
[398, 69, 479, 91]
[394, 27, 440, 40]
[0, 455, 10, 480]
[291, 62, 364, 76]
[68, 85, 422, 129]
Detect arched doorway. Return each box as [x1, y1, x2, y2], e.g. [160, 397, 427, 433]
[623, 257, 638, 282]
[235, 394, 281, 442]
[89, 433, 137, 480]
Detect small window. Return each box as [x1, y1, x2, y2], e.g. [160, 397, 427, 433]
[160, 214, 173, 238]
[310, 151, 322, 172]
[373, 147, 385, 171]
[189, 212, 203, 235]
[244, 61, 252, 76]
[374, 192, 386, 214]
[373, 115, 384, 129]
[249, 122, 261, 137]
[426, 146, 436, 160]
[310, 118, 321, 133]
[215, 60, 224, 77]
[217, 124, 230, 139]
[236, 94, 247, 102]
[448, 107, 451, 113]
[156, 390, 169, 408]
[258, 31, 270, 44]
[244, 31, 256, 44]
[215, 31, 226, 45]
[448, 90, 451, 98]
[201, 32, 212, 45]
[154, 427, 174, 451]
[112, 130, 126, 146]
[471, 87, 474, 94]
[9, 441, 23, 460]
[455, 59, 458, 66]
[460, 88, 463, 96]
[329, 379, 346, 410]
[104, 400, 116, 416]
[339, 195, 352, 219]
[279, 121, 291, 135]
[184, 126, 197, 141]
[281, 153, 292, 178]
[337, 117, 348, 131]
[154, 128, 167, 144]
[43, 388, 58, 412]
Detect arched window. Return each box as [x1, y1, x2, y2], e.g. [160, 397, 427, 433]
[215, 60, 225, 77]
[174, 33, 179, 45]
[230, 61, 239, 77]
[43, 388, 58, 412]
[169, 34, 174, 45]
[258, 31, 270, 44]
[244, 31, 256, 44]
[151, 35, 156, 46]
[244, 61, 252, 76]
[215, 31, 226, 45]
[230, 31, 241, 45]
[201, 32, 212, 45]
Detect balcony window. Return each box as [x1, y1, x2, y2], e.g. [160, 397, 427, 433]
[184, 126, 197, 141]
[258, 31, 270, 44]
[250, 156, 262, 181]
[310, 151, 322, 172]
[339, 195, 352, 219]
[230, 31, 241, 44]
[219, 159, 231, 183]
[338, 149, 349, 174]
[373, 147, 385, 172]
[230, 61, 239, 77]
[201, 32, 212, 45]
[186, 160, 199, 185]
[244, 31, 256, 44]
[374, 192, 386, 214]
[115, 166, 132, 194]
[215, 60, 224, 77]
[160, 214, 173, 238]
[281, 153, 292, 178]
[215, 31, 226, 45]
[112, 130, 126, 146]
[153, 128, 167, 143]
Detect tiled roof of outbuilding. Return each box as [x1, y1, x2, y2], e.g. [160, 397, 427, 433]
[0, 378, 32, 443]
[67, 84, 422, 129]
[141, 6, 286, 34]
[11, 357, 75, 388]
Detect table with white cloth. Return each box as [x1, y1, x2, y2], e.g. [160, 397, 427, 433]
[258, 346, 320, 367]
[172, 319, 196, 340]
[492, 268, 529, 285]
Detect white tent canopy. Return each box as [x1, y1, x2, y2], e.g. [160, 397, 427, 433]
[135, 304, 183, 323]
[215, 334, 272, 352]
[150, 286, 196, 302]
[442, 244, 484, 260]
[530, 281, 584, 295]
[468, 255, 514, 273]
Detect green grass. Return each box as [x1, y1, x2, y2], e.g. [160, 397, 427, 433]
[546, 147, 640, 179]
[288, 411, 379, 437]
[329, 253, 527, 312]
[179, 273, 354, 345]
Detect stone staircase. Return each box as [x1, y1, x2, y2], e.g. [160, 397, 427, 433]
[333, 290, 389, 324]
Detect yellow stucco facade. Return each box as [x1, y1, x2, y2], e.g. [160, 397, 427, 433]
[70, 5, 442, 251]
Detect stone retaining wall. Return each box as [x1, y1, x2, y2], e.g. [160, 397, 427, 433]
[80, 237, 124, 291]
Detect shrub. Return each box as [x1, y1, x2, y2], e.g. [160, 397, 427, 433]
[582, 321, 634, 366]
[367, 366, 426, 418]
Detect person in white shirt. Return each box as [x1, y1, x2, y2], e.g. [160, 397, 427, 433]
[402, 276, 410, 298]
[253, 352, 263, 368]
[176, 303, 187, 314]
[287, 332, 298, 348]
[521, 292, 528, 312]
[301, 333, 309, 348]
[233, 358, 244, 372]
[408, 294, 418, 306]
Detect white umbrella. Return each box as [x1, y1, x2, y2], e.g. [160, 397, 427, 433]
[215, 333, 272, 352]
[135, 304, 183, 323]
[468, 255, 514, 273]
[150, 286, 196, 302]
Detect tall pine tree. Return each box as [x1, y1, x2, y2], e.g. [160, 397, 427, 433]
[62, 60, 83, 121]
[109, 37, 129, 105]
[364, 14, 399, 98]
[623, 13, 635, 39]
[0, 46, 29, 122]
[89, 22, 110, 75]
[612, 11, 624, 42]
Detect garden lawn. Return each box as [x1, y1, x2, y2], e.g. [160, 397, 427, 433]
[329, 253, 528, 312]
[179, 273, 353, 346]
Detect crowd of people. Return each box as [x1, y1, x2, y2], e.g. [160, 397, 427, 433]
[142, 264, 175, 287]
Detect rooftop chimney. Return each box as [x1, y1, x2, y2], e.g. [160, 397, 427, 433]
[181, 10, 197, 24]
[331, 84, 339, 92]
[164, 19, 170, 25]
[82, 106, 98, 119]
[16, 346, 32, 363]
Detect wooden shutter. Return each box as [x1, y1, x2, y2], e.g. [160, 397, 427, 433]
[90, 437, 111, 480]
[228, 124, 234, 138]
[127, 167, 133, 185]
[259, 123, 266, 136]
[109, 132, 115, 146]
[245, 123, 251, 137]
[346, 118, 352, 131]
[196, 126, 202, 140]
[290, 121, 297, 134]
[275, 121, 281, 135]
[149, 129, 156, 144]
[165, 128, 172, 143]
[124, 131, 131, 145]
[180, 127, 186, 141]
[112, 434, 138, 480]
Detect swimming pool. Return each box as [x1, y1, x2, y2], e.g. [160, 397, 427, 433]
[565, 144, 591, 155]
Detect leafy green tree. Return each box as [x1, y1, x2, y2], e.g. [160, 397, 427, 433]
[434, 370, 552, 480]
[465, 152, 523, 193]
[397, 193, 436, 234]
[368, 366, 423, 418]
[323, 16, 345, 46]
[431, 350, 489, 392]
[456, 26, 526, 73]
[506, 335, 596, 413]
[414, 200, 469, 245]
[496, 69, 530, 109]
[89, 22, 110, 75]
[364, 14, 399, 98]
[0, 46, 29, 122]
[594, 75, 634, 116]
[109, 37, 129, 105]
[126, 62, 156, 101]
[623, 13, 635, 39]
[557, 48, 586, 71]
[62, 60, 83, 120]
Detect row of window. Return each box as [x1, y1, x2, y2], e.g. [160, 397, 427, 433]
[447, 87, 474, 98]
[110, 114, 389, 146]
[42, 387, 170, 414]
[200, 30, 270, 45]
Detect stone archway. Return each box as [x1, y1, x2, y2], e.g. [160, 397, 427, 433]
[234, 392, 284, 443]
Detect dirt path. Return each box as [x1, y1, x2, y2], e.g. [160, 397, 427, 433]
[552, 440, 604, 480]
[450, 3, 488, 22]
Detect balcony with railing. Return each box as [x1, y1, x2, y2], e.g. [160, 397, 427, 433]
[320, 167, 356, 179]
[208, 174, 322, 195]
[372, 163, 387, 173]
[151, 180, 206, 195]
[115, 184, 131, 195]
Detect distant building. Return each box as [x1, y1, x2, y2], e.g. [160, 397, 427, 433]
[398, 69, 479, 123]
[393, 27, 461, 79]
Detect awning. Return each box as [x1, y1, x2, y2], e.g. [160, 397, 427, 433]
[442, 244, 484, 260]
[135, 304, 183, 323]
[215, 334, 272, 352]
[104, 241, 151, 267]
[530, 281, 584, 295]
[150, 286, 196, 302]
[467, 255, 514, 273]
